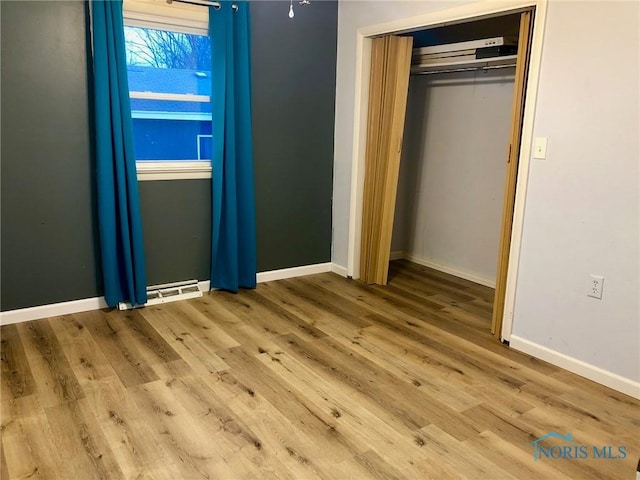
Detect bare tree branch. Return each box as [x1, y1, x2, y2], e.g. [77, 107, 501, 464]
[125, 27, 211, 70]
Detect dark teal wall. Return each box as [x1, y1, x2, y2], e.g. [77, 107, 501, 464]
[139, 180, 212, 285]
[0, 0, 337, 311]
[251, 1, 337, 271]
[1, 1, 102, 309]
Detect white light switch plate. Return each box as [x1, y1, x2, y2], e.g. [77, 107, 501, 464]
[533, 137, 548, 159]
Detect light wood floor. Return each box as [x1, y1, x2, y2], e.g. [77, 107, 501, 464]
[1, 260, 639, 479]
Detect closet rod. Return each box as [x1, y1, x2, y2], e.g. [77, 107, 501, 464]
[412, 63, 516, 76]
[166, 0, 238, 11]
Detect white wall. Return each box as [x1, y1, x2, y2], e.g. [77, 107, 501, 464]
[332, 0, 639, 389]
[510, 0, 639, 383]
[392, 69, 514, 285]
[332, 0, 476, 268]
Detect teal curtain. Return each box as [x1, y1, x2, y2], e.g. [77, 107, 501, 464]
[90, 0, 147, 306]
[209, 2, 257, 292]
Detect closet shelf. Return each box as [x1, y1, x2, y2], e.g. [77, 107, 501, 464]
[411, 55, 517, 75]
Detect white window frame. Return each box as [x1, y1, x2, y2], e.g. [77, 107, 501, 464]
[123, 0, 212, 181]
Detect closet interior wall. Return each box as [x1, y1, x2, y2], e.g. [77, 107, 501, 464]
[391, 15, 520, 288]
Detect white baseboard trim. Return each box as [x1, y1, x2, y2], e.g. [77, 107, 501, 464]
[510, 335, 640, 399]
[203, 263, 336, 288]
[256, 262, 333, 283]
[399, 252, 496, 288]
[0, 262, 338, 326]
[330, 263, 348, 277]
[0, 296, 109, 326]
[389, 250, 404, 261]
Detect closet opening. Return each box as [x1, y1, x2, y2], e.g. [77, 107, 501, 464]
[353, 5, 540, 341]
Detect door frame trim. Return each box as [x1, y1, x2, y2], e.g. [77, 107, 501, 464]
[345, 0, 548, 341]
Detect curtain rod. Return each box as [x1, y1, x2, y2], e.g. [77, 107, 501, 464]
[166, 0, 238, 11]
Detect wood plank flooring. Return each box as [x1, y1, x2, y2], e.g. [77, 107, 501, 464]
[1, 260, 639, 479]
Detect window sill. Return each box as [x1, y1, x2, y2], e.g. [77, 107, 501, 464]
[136, 161, 212, 181]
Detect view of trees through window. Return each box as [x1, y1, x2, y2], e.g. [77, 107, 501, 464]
[124, 26, 212, 163]
[125, 27, 211, 70]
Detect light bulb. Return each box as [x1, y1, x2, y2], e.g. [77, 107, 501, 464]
[289, 3, 294, 18]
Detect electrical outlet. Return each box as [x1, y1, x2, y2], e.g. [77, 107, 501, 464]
[588, 275, 604, 299]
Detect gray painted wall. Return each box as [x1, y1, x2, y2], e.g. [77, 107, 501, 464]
[1, 0, 337, 311]
[1, 1, 101, 310]
[392, 70, 515, 285]
[139, 180, 212, 286]
[252, 1, 336, 271]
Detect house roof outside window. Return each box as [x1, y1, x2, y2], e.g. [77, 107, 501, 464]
[128, 65, 212, 118]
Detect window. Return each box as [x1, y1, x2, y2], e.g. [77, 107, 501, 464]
[123, 0, 211, 181]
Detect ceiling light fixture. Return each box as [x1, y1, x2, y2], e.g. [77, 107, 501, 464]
[289, 0, 311, 19]
[165, 0, 309, 19]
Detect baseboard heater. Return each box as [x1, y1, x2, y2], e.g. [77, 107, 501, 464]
[118, 279, 203, 310]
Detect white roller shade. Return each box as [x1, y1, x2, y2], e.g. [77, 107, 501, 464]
[123, 0, 208, 35]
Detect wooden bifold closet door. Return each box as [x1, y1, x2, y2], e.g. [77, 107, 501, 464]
[360, 13, 533, 341]
[360, 35, 413, 285]
[492, 10, 534, 338]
